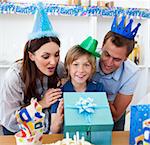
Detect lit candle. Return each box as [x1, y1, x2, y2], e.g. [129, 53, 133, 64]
[66, 132, 69, 139]
[73, 135, 77, 144]
[66, 132, 70, 145]
[76, 131, 79, 144]
[81, 136, 85, 145]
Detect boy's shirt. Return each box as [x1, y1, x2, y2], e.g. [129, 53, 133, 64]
[50, 80, 105, 113]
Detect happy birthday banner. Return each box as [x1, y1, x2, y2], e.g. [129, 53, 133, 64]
[0, 2, 150, 19]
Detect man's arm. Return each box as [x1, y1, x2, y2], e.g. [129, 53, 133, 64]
[109, 93, 132, 122]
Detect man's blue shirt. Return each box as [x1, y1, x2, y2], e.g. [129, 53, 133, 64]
[92, 59, 140, 102]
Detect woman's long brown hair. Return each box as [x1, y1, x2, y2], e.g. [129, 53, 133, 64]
[21, 37, 60, 104]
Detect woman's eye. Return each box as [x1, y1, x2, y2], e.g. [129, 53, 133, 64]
[42, 55, 49, 59]
[55, 52, 60, 57]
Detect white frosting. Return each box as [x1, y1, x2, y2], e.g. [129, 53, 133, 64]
[43, 138, 92, 145]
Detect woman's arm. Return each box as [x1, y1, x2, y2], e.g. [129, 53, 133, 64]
[0, 66, 24, 133]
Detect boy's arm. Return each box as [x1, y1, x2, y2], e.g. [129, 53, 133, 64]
[50, 100, 64, 133]
[50, 113, 63, 133]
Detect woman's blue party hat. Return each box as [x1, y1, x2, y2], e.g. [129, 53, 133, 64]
[111, 16, 141, 40]
[28, 2, 57, 40]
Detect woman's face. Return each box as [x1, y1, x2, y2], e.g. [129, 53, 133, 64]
[29, 42, 60, 76]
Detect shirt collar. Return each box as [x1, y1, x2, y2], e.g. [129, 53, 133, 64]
[62, 80, 95, 92]
[62, 80, 76, 92]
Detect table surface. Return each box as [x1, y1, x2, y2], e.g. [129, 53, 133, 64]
[0, 131, 129, 145]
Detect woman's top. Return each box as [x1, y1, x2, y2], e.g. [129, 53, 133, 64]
[0, 61, 66, 133]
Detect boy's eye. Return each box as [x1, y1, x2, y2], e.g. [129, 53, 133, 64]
[73, 63, 78, 66]
[84, 63, 90, 67]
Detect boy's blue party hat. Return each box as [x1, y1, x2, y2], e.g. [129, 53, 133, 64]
[111, 16, 141, 40]
[28, 2, 57, 40]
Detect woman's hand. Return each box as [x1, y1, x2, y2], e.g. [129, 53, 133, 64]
[39, 88, 62, 109]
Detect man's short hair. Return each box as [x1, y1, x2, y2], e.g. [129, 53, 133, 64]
[103, 31, 136, 57]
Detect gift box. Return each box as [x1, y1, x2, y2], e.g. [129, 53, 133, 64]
[64, 92, 114, 145]
[130, 104, 150, 145]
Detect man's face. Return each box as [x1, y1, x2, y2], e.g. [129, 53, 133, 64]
[100, 38, 128, 74]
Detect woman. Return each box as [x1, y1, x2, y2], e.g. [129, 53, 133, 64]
[0, 36, 66, 135]
[0, 2, 66, 135]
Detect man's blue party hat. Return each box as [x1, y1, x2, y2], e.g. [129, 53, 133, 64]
[28, 2, 57, 40]
[111, 16, 141, 40]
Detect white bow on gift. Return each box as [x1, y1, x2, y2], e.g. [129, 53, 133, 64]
[75, 97, 96, 114]
[66, 97, 108, 123]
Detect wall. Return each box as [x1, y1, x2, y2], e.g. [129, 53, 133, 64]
[0, 14, 93, 63]
[0, 1, 150, 104]
[6, 0, 150, 9]
[0, 0, 150, 132]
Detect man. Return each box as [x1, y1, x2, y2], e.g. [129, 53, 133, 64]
[92, 16, 141, 131]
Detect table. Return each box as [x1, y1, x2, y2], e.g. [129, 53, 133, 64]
[0, 131, 129, 145]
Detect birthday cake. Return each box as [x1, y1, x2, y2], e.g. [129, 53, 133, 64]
[44, 139, 92, 145]
[44, 132, 92, 145]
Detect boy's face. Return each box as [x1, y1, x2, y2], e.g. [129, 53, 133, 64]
[69, 55, 92, 87]
[100, 38, 128, 74]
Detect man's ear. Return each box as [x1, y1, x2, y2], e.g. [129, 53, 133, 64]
[124, 55, 128, 61]
[28, 51, 35, 61]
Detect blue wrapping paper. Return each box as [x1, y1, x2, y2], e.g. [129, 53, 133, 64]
[130, 104, 150, 145]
